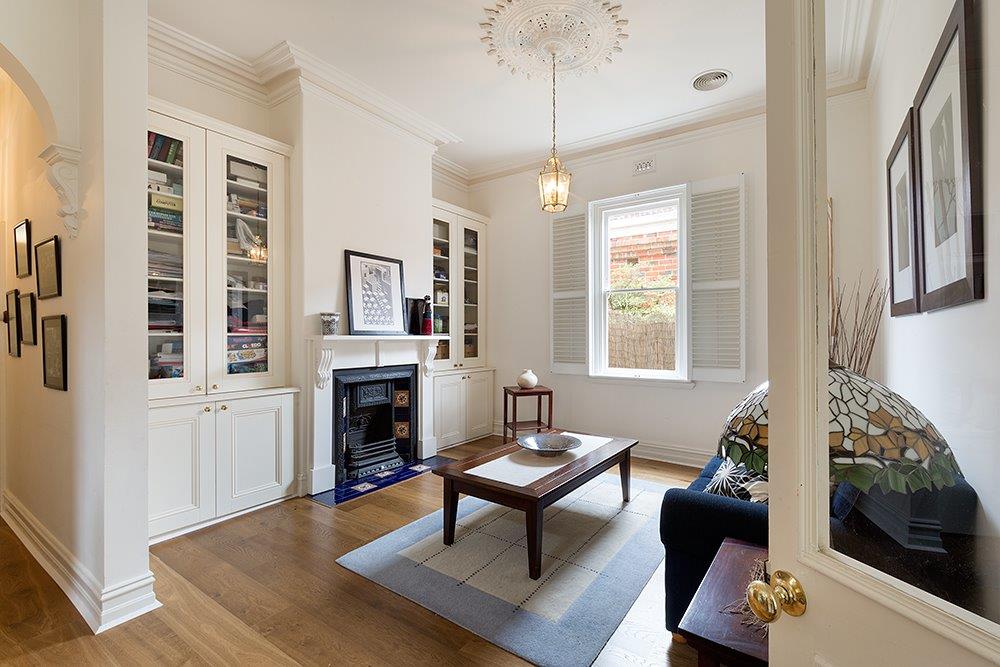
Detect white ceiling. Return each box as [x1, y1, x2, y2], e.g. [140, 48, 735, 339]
[148, 0, 876, 180]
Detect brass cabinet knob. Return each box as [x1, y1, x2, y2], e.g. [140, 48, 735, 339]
[203, 406, 211, 413]
[219, 405, 228, 411]
[747, 570, 807, 623]
[212, 383, 219, 390]
[194, 385, 203, 392]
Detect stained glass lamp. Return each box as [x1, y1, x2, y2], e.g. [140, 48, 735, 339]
[719, 365, 963, 494]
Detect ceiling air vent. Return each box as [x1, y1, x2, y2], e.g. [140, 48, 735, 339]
[692, 69, 731, 92]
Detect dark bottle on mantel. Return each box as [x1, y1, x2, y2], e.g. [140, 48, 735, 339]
[422, 295, 433, 335]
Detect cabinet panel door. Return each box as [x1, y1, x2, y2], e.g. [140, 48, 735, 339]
[215, 393, 294, 516]
[148, 403, 215, 537]
[459, 219, 486, 369]
[147, 112, 207, 399]
[206, 133, 286, 393]
[432, 208, 459, 371]
[465, 371, 493, 440]
[434, 374, 465, 448]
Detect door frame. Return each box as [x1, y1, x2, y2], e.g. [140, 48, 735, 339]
[767, 0, 1000, 661]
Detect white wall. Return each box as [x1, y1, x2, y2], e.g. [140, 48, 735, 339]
[469, 117, 768, 465]
[0, 0, 154, 632]
[148, 63, 270, 137]
[863, 0, 999, 618]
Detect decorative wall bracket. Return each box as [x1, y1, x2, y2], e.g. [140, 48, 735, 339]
[421, 341, 437, 378]
[315, 347, 335, 389]
[38, 144, 83, 238]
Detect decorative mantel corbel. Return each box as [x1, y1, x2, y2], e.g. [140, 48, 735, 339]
[315, 347, 335, 389]
[38, 144, 83, 238]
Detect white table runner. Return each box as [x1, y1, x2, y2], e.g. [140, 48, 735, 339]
[465, 432, 613, 487]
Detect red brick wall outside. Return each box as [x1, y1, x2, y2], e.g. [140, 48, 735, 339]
[609, 230, 678, 285]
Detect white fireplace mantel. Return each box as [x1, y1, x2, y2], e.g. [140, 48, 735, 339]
[305, 335, 447, 494]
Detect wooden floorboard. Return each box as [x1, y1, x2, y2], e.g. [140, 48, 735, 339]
[0, 435, 699, 665]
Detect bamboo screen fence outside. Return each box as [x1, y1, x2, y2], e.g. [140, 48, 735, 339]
[607, 313, 676, 371]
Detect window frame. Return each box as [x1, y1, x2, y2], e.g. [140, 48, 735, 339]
[587, 184, 690, 382]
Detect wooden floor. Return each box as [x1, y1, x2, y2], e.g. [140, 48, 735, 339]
[0, 436, 698, 666]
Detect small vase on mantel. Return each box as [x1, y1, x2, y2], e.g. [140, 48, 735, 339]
[517, 369, 538, 389]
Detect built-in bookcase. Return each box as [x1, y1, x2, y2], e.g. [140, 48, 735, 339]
[432, 201, 487, 372]
[147, 109, 286, 398]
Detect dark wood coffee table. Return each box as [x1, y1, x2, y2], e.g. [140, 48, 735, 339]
[433, 433, 637, 579]
[678, 538, 768, 666]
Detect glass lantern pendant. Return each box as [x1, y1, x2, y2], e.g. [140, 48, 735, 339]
[539, 52, 571, 213]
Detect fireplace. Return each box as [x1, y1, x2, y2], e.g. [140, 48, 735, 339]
[332, 364, 418, 484]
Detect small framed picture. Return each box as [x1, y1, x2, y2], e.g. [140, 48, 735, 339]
[912, 0, 982, 311]
[344, 250, 407, 335]
[6, 289, 20, 358]
[886, 110, 920, 316]
[41, 314, 67, 391]
[19, 292, 37, 345]
[35, 235, 63, 300]
[14, 219, 31, 278]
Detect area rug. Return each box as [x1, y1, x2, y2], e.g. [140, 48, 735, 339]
[336, 475, 672, 667]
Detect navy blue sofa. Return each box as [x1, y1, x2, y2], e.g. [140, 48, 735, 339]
[660, 456, 980, 632]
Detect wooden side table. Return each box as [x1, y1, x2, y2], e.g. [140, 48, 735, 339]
[502, 385, 553, 443]
[678, 538, 768, 666]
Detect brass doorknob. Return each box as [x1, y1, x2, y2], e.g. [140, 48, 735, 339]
[219, 405, 228, 411]
[746, 570, 807, 623]
[203, 406, 211, 413]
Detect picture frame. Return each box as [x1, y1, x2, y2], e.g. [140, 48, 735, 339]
[41, 314, 67, 391]
[344, 250, 407, 335]
[6, 289, 20, 358]
[912, 0, 982, 311]
[14, 219, 31, 278]
[19, 292, 37, 345]
[886, 110, 920, 316]
[34, 235, 63, 300]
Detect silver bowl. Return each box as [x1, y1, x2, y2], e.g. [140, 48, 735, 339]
[516, 433, 582, 457]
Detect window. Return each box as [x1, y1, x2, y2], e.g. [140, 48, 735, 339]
[550, 175, 746, 383]
[589, 186, 688, 380]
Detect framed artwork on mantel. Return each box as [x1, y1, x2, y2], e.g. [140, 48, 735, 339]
[886, 110, 920, 317]
[344, 250, 407, 335]
[912, 0, 983, 312]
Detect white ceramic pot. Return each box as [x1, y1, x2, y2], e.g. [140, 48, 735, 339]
[516, 369, 538, 389]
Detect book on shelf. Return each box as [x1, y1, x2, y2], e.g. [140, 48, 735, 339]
[148, 183, 174, 194]
[234, 177, 263, 188]
[147, 131, 155, 158]
[150, 135, 165, 161]
[149, 193, 181, 211]
[229, 161, 266, 184]
[148, 208, 182, 224]
[227, 336, 266, 350]
[227, 348, 267, 364]
[165, 140, 179, 166]
[147, 170, 168, 185]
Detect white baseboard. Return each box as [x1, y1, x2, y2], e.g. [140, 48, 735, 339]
[489, 421, 710, 470]
[0, 490, 159, 634]
[309, 463, 336, 495]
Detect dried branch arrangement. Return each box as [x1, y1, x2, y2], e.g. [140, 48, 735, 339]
[829, 275, 889, 375]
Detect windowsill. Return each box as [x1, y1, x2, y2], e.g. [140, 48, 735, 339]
[586, 373, 696, 390]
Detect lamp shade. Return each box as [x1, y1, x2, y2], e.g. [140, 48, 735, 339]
[539, 154, 571, 213]
[719, 365, 962, 494]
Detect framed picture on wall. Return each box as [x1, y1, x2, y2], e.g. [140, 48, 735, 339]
[19, 292, 37, 345]
[14, 219, 31, 278]
[6, 289, 21, 358]
[344, 250, 407, 335]
[41, 314, 67, 391]
[912, 0, 982, 311]
[886, 110, 920, 316]
[34, 235, 63, 300]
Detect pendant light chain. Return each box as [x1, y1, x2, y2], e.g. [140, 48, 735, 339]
[551, 52, 557, 156]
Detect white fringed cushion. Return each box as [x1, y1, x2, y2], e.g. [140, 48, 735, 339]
[704, 460, 769, 503]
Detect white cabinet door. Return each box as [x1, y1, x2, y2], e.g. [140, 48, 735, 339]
[458, 220, 486, 369]
[464, 371, 493, 440]
[215, 393, 294, 516]
[434, 373, 465, 448]
[148, 403, 215, 537]
[206, 132, 286, 394]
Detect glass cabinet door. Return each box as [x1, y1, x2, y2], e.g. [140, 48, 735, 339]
[147, 112, 206, 399]
[432, 216, 453, 368]
[207, 133, 285, 393]
[461, 223, 484, 367]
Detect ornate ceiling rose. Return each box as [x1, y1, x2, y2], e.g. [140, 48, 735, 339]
[480, 0, 629, 77]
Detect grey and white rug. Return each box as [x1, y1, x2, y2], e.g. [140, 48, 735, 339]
[336, 475, 672, 667]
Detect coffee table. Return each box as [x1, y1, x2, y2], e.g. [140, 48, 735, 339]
[433, 433, 638, 579]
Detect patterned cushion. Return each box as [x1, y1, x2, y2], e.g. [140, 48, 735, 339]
[703, 460, 769, 504]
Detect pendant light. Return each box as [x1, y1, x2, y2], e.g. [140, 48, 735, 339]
[538, 50, 571, 213]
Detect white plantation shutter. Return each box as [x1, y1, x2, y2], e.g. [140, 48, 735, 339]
[551, 214, 587, 374]
[689, 174, 747, 382]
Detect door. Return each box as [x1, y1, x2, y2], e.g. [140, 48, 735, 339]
[434, 373, 465, 448]
[215, 393, 294, 515]
[206, 132, 286, 393]
[458, 219, 486, 368]
[147, 111, 207, 399]
[432, 210, 456, 370]
[763, 1, 999, 664]
[464, 371, 493, 440]
[148, 403, 215, 536]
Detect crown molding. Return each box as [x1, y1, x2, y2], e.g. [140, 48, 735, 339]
[147, 19, 461, 148]
[431, 154, 472, 191]
[826, 0, 879, 91]
[866, 0, 896, 93]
